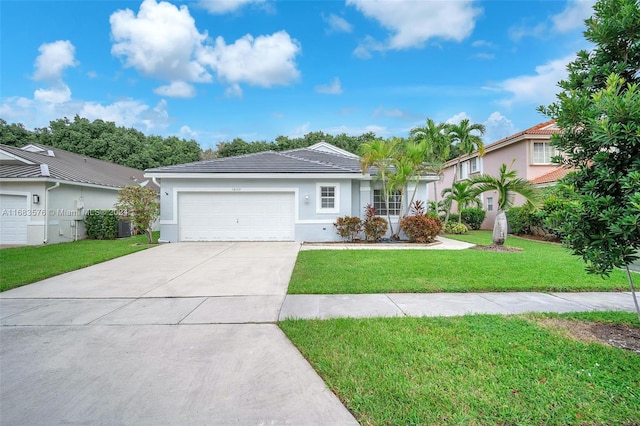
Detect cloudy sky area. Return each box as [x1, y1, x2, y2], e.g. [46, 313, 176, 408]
[1, 0, 595, 149]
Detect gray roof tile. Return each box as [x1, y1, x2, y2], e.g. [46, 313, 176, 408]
[146, 147, 365, 174]
[0, 143, 156, 190]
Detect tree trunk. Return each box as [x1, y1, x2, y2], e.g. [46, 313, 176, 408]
[492, 210, 508, 246]
[146, 228, 154, 245]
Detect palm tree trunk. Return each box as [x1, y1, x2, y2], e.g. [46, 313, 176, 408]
[492, 210, 508, 246]
[625, 266, 640, 321]
[443, 157, 462, 227]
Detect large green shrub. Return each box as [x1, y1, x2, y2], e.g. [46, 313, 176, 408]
[334, 216, 362, 242]
[460, 208, 486, 230]
[84, 210, 118, 240]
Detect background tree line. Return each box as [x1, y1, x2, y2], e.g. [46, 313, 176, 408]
[1, 116, 463, 169]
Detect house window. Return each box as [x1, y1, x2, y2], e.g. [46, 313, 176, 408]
[373, 189, 402, 216]
[316, 183, 339, 213]
[470, 157, 480, 174]
[487, 197, 494, 212]
[458, 161, 469, 180]
[320, 186, 335, 208]
[532, 142, 556, 164]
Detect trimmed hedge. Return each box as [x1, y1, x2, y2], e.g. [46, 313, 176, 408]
[84, 210, 118, 240]
[460, 208, 486, 230]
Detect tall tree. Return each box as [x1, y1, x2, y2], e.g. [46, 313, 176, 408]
[410, 119, 451, 209]
[360, 139, 401, 236]
[539, 0, 640, 319]
[470, 162, 538, 247]
[444, 118, 486, 225]
[441, 181, 482, 224]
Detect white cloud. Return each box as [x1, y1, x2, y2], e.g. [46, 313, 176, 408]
[483, 111, 517, 143]
[197, 0, 265, 14]
[324, 13, 353, 33]
[33, 40, 78, 82]
[347, 0, 481, 56]
[200, 31, 301, 87]
[471, 39, 493, 48]
[154, 81, 196, 98]
[288, 122, 311, 138]
[34, 84, 72, 104]
[179, 125, 199, 139]
[110, 0, 211, 83]
[1, 91, 171, 133]
[225, 83, 243, 98]
[445, 112, 471, 125]
[552, 0, 596, 33]
[315, 77, 343, 95]
[491, 54, 574, 107]
[510, 0, 595, 41]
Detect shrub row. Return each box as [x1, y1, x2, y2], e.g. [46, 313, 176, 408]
[84, 210, 118, 240]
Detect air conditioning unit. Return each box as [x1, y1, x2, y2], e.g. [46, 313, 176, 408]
[118, 220, 131, 238]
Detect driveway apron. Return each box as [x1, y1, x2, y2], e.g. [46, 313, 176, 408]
[0, 242, 358, 425]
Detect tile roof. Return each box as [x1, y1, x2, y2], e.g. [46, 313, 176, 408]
[146, 146, 364, 174]
[531, 166, 573, 185]
[483, 120, 561, 151]
[0, 143, 156, 190]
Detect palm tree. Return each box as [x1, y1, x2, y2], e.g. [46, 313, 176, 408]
[360, 139, 400, 235]
[470, 162, 539, 247]
[444, 118, 486, 226]
[441, 181, 482, 224]
[410, 119, 451, 213]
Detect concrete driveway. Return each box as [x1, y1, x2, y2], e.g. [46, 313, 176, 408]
[0, 242, 357, 425]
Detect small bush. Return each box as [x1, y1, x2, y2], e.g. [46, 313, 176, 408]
[444, 222, 468, 234]
[506, 207, 540, 235]
[460, 208, 486, 230]
[334, 216, 362, 242]
[363, 204, 388, 242]
[84, 210, 118, 240]
[400, 215, 443, 243]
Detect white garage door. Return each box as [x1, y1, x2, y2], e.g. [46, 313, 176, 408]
[0, 194, 28, 245]
[179, 192, 295, 241]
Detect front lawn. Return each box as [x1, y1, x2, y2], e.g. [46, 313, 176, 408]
[280, 311, 640, 425]
[288, 231, 630, 293]
[0, 233, 158, 292]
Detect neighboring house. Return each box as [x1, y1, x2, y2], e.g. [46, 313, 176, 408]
[145, 142, 437, 242]
[0, 143, 156, 245]
[429, 121, 565, 229]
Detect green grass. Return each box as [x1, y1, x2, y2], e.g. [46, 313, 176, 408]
[289, 231, 630, 294]
[0, 232, 159, 292]
[280, 311, 640, 426]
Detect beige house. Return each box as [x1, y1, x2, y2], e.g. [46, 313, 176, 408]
[0, 143, 155, 245]
[429, 121, 568, 229]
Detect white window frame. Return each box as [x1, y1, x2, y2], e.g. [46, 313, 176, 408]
[532, 142, 556, 165]
[487, 197, 494, 212]
[470, 157, 480, 174]
[316, 183, 339, 214]
[373, 189, 402, 216]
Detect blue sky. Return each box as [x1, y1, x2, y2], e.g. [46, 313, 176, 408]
[1, 0, 594, 149]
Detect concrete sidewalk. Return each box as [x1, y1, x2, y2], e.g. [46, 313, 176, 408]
[279, 291, 638, 321]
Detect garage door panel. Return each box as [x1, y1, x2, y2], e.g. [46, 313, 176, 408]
[0, 194, 28, 245]
[179, 192, 295, 242]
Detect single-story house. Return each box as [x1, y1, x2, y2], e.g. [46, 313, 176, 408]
[0, 143, 156, 245]
[144, 142, 437, 242]
[428, 121, 566, 229]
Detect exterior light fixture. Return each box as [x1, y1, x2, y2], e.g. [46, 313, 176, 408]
[33, 194, 40, 204]
[304, 193, 310, 204]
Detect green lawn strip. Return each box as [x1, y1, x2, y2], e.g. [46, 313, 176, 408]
[279, 313, 640, 426]
[0, 232, 159, 292]
[289, 231, 627, 293]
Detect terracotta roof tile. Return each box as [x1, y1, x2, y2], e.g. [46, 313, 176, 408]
[531, 166, 572, 185]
